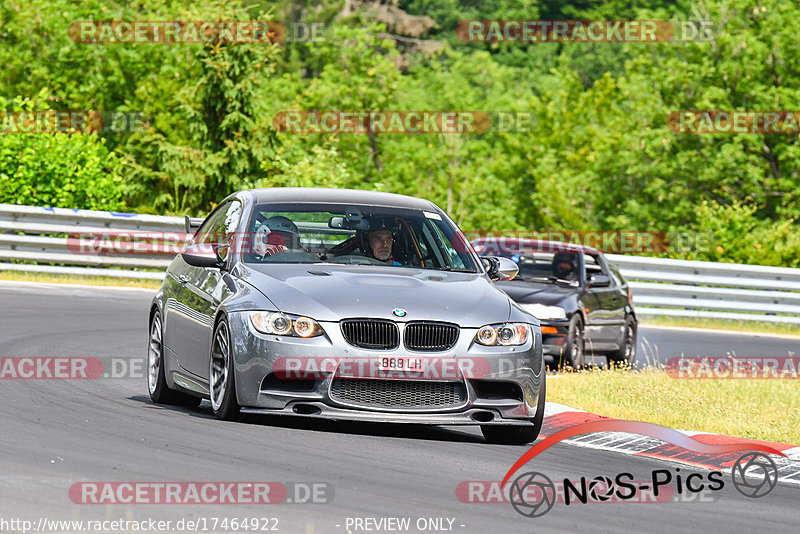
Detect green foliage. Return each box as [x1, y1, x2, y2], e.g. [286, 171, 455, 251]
[380, 48, 534, 230]
[691, 200, 800, 267]
[121, 1, 281, 214]
[0, 0, 178, 115]
[0, 94, 125, 210]
[258, 140, 350, 189]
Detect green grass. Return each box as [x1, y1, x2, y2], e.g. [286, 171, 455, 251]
[548, 364, 800, 444]
[0, 271, 161, 289]
[642, 315, 800, 337]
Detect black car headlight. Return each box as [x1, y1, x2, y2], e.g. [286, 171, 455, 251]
[475, 323, 530, 346]
[519, 303, 567, 320]
[248, 311, 324, 338]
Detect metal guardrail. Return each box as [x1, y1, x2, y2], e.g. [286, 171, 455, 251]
[1, 203, 799, 324]
[0, 204, 184, 280]
[606, 254, 800, 325]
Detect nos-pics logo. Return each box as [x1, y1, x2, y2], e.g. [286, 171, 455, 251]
[502, 421, 782, 518]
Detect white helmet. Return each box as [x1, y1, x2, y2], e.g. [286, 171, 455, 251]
[254, 215, 300, 254]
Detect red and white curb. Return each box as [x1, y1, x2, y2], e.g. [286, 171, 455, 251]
[541, 402, 800, 486]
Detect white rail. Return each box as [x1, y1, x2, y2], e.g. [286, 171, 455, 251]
[1, 203, 799, 324]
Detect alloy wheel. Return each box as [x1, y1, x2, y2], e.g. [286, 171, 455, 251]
[570, 324, 585, 368]
[210, 321, 230, 411]
[147, 313, 162, 395]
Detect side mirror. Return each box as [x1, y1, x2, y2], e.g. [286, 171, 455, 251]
[184, 215, 204, 234]
[181, 243, 226, 269]
[589, 273, 611, 287]
[480, 256, 519, 281]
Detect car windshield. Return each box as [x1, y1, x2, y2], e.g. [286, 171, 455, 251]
[479, 246, 582, 285]
[240, 203, 478, 272]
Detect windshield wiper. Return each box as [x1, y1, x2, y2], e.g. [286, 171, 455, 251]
[437, 266, 476, 273]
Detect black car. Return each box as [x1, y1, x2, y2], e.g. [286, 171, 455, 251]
[471, 238, 637, 368]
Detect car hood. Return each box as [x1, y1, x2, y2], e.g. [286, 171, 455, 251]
[494, 280, 579, 306]
[236, 263, 512, 327]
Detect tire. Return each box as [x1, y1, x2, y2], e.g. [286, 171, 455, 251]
[209, 317, 241, 421]
[147, 309, 201, 407]
[607, 316, 637, 366]
[560, 314, 586, 370]
[481, 374, 546, 445]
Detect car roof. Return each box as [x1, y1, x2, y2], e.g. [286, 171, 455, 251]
[242, 187, 439, 211]
[471, 237, 602, 256]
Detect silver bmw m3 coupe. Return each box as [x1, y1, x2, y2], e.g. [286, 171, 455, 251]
[147, 188, 545, 444]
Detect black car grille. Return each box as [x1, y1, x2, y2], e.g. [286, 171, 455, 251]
[341, 319, 399, 350]
[329, 379, 466, 409]
[404, 321, 459, 351]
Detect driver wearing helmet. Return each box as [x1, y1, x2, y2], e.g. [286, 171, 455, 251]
[359, 217, 403, 266]
[552, 252, 578, 281]
[254, 215, 302, 256]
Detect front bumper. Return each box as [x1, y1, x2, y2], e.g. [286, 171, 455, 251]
[229, 312, 544, 423]
[241, 403, 535, 425]
[539, 319, 571, 361]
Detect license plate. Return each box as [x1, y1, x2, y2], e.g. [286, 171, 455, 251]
[378, 357, 423, 373]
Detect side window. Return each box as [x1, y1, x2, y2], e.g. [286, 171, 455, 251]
[584, 254, 604, 279]
[609, 264, 624, 287]
[196, 201, 242, 245]
[193, 207, 225, 245]
[220, 201, 242, 242]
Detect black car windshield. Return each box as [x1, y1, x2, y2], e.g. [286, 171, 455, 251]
[493, 250, 582, 285]
[239, 203, 478, 272]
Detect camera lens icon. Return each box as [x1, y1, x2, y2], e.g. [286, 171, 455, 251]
[731, 452, 778, 499]
[509, 472, 557, 518]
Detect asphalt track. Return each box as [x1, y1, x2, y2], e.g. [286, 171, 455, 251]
[0, 283, 798, 534]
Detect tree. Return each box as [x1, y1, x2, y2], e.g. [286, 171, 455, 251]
[0, 93, 125, 210]
[122, 2, 281, 214]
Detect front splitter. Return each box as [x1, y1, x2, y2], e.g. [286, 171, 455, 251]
[240, 402, 535, 425]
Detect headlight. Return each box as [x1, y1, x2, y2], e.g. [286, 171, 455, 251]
[520, 303, 567, 320]
[475, 323, 530, 346]
[248, 311, 324, 338]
